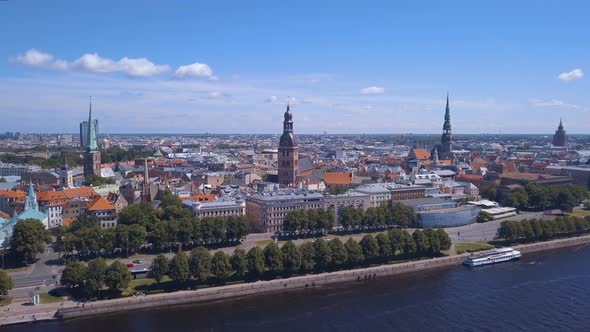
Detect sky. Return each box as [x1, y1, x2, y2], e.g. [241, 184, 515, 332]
[1, 0, 589, 134]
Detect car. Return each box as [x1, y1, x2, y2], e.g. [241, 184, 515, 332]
[132, 259, 143, 264]
[126, 263, 134, 268]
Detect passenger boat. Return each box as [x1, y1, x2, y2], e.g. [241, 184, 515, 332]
[463, 247, 521, 267]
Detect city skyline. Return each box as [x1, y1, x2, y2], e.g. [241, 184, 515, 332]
[1, 1, 590, 134]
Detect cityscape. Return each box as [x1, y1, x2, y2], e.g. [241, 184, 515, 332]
[1, 1, 590, 331]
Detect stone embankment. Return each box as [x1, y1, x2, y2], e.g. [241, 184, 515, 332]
[4, 234, 590, 326]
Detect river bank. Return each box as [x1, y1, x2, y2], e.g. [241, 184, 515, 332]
[3, 234, 590, 327]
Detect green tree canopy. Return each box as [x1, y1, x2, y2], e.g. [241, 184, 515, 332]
[61, 261, 87, 289]
[281, 241, 302, 274]
[359, 234, 380, 262]
[328, 238, 348, 267]
[189, 247, 212, 282]
[169, 252, 190, 284]
[105, 260, 131, 291]
[313, 239, 332, 271]
[149, 254, 170, 284]
[344, 238, 364, 266]
[299, 242, 316, 272]
[9, 218, 51, 265]
[375, 233, 392, 258]
[231, 248, 248, 278]
[211, 251, 232, 281]
[263, 242, 283, 274]
[246, 247, 265, 277]
[0, 269, 12, 296]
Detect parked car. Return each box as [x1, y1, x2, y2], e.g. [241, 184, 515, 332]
[126, 263, 134, 268]
[132, 259, 143, 264]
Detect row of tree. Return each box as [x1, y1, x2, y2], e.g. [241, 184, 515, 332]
[150, 229, 451, 287]
[282, 209, 336, 233]
[61, 258, 131, 298]
[0, 269, 12, 298]
[483, 184, 588, 213]
[56, 191, 249, 258]
[339, 203, 417, 228]
[497, 215, 590, 243]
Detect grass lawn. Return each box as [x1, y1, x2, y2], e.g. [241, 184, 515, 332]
[40, 292, 64, 304]
[456, 242, 493, 255]
[254, 239, 285, 247]
[569, 209, 590, 218]
[3, 266, 29, 273]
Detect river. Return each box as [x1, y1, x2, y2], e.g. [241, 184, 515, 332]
[5, 245, 590, 332]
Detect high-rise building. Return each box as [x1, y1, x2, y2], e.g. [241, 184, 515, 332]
[552, 119, 568, 147]
[80, 119, 99, 148]
[432, 93, 453, 160]
[83, 98, 101, 177]
[278, 104, 299, 186]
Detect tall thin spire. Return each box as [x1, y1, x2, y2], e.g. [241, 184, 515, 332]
[87, 96, 98, 152]
[443, 92, 451, 131]
[25, 180, 38, 210]
[62, 151, 68, 170]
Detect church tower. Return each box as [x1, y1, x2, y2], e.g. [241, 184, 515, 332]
[552, 119, 568, 147]
[278, 104, 299, 186]
[438, 93, 453, 160]
[83, 97, 102, 177]
[25, 181, 39, 211]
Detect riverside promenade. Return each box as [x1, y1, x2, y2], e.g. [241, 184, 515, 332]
[3, 234, 590, 327]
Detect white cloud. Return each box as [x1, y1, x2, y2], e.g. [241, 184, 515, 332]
[207, 91, 231, 99]
[14, 49, 55, 67]
[174, 62, 214, 79]
[12, 49, 170, 77]
[360, 86, 385, 95]
[558, 68, 583, 81]
[265, 95, 279, 104]
[529, 98, 580, 110]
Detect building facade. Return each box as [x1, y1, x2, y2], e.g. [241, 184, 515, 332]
[278, 105, 299, 186]
[552, 119, 567, 147]
[185, 200, 246, 219]
[246, 190, 324, 233]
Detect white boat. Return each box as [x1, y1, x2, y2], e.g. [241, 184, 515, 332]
[463, 247, 521, 267]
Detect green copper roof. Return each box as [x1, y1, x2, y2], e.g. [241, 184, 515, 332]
[87, 97, 98, 152]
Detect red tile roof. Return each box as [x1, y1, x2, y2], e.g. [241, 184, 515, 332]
[409, 148, 431, 160]
[87, 196, 116, 211]
[324, 171, 352, 185]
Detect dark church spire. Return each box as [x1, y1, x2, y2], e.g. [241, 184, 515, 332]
[443, 92, 451, 131]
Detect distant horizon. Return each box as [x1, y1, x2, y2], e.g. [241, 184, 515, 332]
[9, 132, 590, 137]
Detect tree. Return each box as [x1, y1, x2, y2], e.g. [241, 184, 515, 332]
[375, 233, 392, 258]
[61, 261, 87, 289]
[299, 242, 316, 272]
[313, 239, 332, 271]
[85, 258, 108, 298]
[246, 247, 265, 278]
[412, 230, 430, 256]
[526, 183, 550, 210]
[189, 247, 212, 282]
[105, 260, 131, 291]
[169, 252, 190, 285]
[340, 207, 363, 228]
[263, 242, 283, 274]
[436, 229, 452, 252]
[127, 224, 147, 254]
[504, 188, 529, 210]
[159, 189, 184, 209]
[400, 230, 416, 257]
[557, 190, 576, 214]
[328, 238, 348, 267]
[0, 270, 12, 297]
[359, 235, 380, 262]
[283, 210, 307, 233]
[149, 254, 169, 284]
[211, 251, 232, 281]
[481, 184, 498, 201]
[423, 229, 441, 255]
[281, 241, 302, 274]
[231, 248, 247, 278]
[9, 219, 51, 265]
[345, 238, 364, 266]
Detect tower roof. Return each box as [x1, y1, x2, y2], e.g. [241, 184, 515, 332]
[280, 104, 296, 148]
[86, 97, 98, 152]
[443, 92, 451, 131]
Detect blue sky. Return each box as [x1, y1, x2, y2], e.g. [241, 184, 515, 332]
[1, 0, 589, 134]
